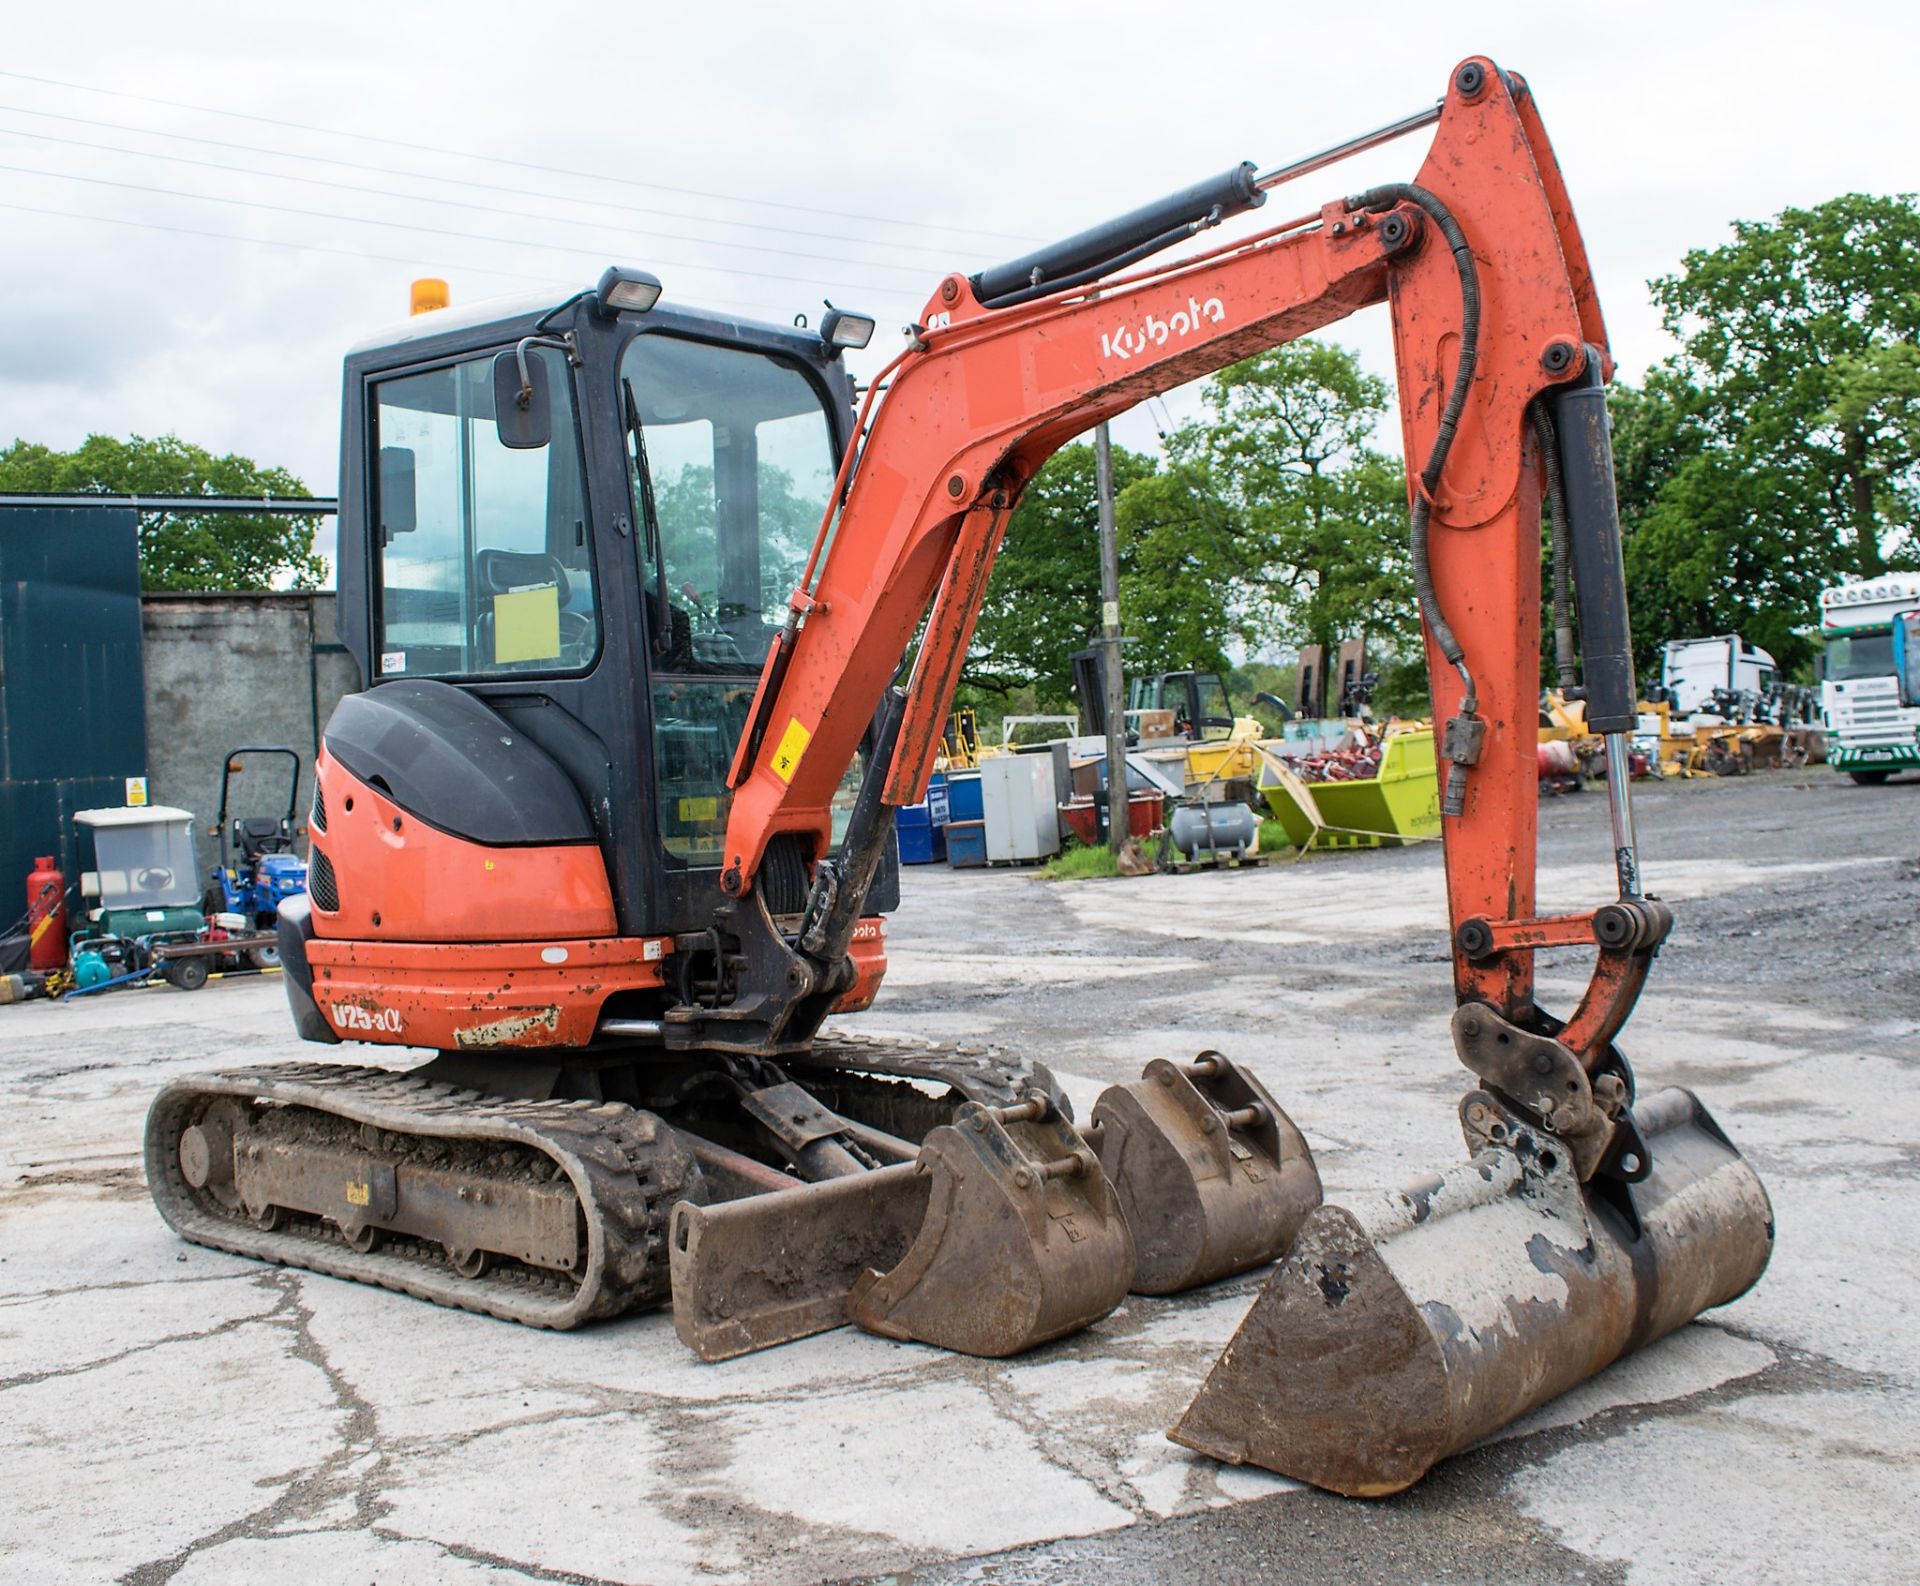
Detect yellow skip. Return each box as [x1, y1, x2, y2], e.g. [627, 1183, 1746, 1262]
[771, 718, 812, 783]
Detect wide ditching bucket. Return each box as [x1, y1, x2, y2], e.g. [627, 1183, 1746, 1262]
[1173, 1085, 1773, 1496]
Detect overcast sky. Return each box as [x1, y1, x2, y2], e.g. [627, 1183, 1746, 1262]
[1, 1, 1913, 566]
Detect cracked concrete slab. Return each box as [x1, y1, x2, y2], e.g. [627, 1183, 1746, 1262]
[0, 772, 1914, 1584]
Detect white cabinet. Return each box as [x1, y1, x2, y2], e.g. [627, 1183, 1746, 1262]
[980, 753, 1061, 863]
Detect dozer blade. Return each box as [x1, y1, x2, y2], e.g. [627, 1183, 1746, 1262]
[669, 1163, 932, 1362]
[848, 1098, 1135, 1356]
[1091, 1052, 1322, 1295]
[1172, 1085, 1773, 1496]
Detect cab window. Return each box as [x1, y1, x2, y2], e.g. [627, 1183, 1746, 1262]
[620, 334, 838, 862]
[372, 346, 597, 679]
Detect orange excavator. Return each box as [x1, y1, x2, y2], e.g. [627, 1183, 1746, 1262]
[146, 55, 1772, 1496]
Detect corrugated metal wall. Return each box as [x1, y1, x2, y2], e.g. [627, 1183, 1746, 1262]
[0, 505, 150, 912]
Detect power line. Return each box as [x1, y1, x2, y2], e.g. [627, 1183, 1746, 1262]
[0, 197, 914, 326]
[0, 101, 995, 265]
[0, 196, 552, 283]
[0, 122, 942, 281]
[0, 160, 932, 303]
[0, 67, 1044, 246]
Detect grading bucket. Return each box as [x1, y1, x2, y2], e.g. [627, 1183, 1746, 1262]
[1172, 1085, 1773, 1495]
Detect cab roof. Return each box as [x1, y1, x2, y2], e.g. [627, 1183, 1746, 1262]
[346, 284, 843, 366]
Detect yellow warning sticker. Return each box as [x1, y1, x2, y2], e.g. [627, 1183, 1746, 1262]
[678, 796, 719, 821]
[771, 717, 812, 783]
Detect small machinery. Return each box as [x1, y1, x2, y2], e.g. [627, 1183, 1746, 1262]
[208, 747, 309, 947]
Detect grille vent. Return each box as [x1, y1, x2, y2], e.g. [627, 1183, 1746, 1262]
[311, 783, 327, 833]
[308, 847, 339, 912]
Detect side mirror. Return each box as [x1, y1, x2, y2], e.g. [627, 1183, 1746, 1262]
[378, 446, 416, 540]
[1897, 612, 1920, 708]
[492, 349, 552, 450]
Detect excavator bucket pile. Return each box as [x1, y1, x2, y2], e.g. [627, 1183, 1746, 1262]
[1091, 1052, 1321, 1293]
[665, 1053, 1321, 1361]
[1172, 1085, 1773, 1495]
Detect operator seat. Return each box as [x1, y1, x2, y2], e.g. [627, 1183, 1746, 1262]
[474, 549, 592, 668]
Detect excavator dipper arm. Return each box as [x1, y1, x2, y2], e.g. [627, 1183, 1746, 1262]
[718, 58, 1638, 1058]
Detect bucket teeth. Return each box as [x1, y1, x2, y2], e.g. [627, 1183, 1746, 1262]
[848, 1099, 1135, 1357]
[1171, 1086, 1773, 1496]
[1091, 1052, 1322, 1294]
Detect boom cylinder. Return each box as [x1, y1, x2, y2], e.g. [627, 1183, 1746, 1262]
[969, 165, 1265, 306]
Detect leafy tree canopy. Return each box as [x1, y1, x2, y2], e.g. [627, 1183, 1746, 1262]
[963, 440, 1157, 706]
[962, 341, 1419, 720]
[1617, 192, 1920, 672]
[1164, 341, 1414, 661]
[0, 433, 324, 591]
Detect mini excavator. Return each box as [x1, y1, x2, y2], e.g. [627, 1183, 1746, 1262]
[147, 56, 1773, 1496]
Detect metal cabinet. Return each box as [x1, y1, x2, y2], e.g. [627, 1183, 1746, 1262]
[980, 753, 1061, 863]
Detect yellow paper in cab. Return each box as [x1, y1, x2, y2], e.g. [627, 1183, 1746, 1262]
[493, 584, 561, 663]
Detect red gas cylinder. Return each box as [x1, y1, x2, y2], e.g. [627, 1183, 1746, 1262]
[26, 856, 68, 971]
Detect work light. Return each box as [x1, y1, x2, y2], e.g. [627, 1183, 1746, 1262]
[820, 306, 876, 353]
[595, 266, 664, 318]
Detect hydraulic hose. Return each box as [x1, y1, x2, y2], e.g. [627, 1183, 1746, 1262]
[1531, 402, 1579, 691]
[1350, 181, 1482, 814]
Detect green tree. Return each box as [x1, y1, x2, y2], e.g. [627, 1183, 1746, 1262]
[1622, 193, 1920, 670]
[1111, 468, 1256, 678]
[1159, 340, 1416, 660]
[0, 433, 324, 590]
[964, 440, 1157, 704]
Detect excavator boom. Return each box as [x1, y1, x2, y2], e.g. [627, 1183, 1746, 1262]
[692, 59, 1654, 1070]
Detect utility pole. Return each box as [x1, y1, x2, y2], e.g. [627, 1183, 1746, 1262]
[1094, 422, 1129, 856]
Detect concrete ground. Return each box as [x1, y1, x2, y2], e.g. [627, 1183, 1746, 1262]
[2, 769, 1915, 1585]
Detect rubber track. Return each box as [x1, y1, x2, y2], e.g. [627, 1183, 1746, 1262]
[144, 1036, 1053, 1329]
[145, 1064, 694, 1329]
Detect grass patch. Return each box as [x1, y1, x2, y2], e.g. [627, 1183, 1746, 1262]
[1257, 818, 1293, 855]
[1040, 841, 1120, 881]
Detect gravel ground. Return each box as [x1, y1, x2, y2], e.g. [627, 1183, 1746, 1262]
[1, 767, 1915, 1585]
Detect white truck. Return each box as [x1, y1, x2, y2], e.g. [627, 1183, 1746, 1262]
[1819, 574, 1920, 784]
[1658, 634, 1776, 717]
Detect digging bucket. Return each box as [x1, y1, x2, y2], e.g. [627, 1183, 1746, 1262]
[1171, 1085, 1773, 1495]
[1091, 1052, 1322, 1294]
[848, 1098, 1135, 1356]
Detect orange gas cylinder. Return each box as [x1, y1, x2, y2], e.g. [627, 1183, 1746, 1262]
[26, 855, 67, 971]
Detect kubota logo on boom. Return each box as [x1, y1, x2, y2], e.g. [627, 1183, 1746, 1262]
[1099, 295, 1227, 361]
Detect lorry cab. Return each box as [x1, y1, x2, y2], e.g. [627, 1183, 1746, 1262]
[1818, 576, 1920, 783]
[1658, 635, 1775, 719]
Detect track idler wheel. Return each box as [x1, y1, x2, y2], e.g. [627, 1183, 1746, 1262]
[1171, 1086, 1774, 1495]
[848, 1097, 1134, 1356]
[1091, 1052, 1321, 1294]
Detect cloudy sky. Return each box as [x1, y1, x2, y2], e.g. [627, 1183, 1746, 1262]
[1, 1, 1913, 564]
